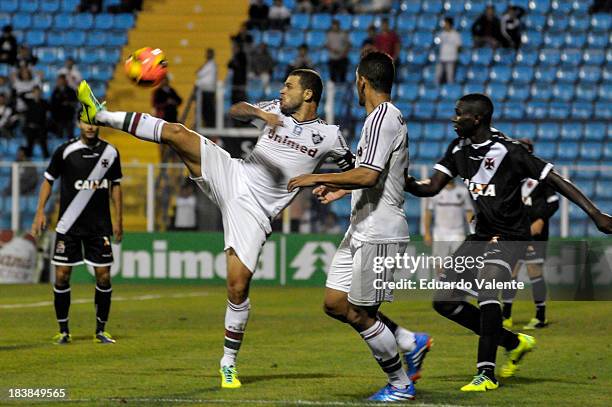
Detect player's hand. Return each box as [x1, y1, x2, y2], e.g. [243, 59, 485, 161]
[113, 224, 123, 243]
[287, 174, 319, 192]
[31, 211, 47, 238]
[313, 185, 348, 204]
[261, 112, 284, 129]
[530, 218, 544, 236]
[424, 233, 432, 247]
[594, 212, 612, 234]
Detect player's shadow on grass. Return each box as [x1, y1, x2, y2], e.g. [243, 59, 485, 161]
[441, 374, 575, 385]
[0, 343, 48, 351]
[241, 372, 335, 384]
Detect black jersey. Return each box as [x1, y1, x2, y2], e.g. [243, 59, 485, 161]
[434, 131, 553, 239]
[521, 178, 559, 241]
[44, 138, 122, 236]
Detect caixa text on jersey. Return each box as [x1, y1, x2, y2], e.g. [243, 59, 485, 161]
[74, 179, 111, 190]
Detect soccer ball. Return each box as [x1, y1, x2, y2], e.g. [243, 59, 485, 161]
[124, 47, 168, 87]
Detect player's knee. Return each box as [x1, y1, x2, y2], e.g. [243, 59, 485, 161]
[55, 268, 71, 285]
[227, 279, 249, 304]
[95, 274, 111, 287]
[323, 300, 346, 320]
[433, 300, 461, 317]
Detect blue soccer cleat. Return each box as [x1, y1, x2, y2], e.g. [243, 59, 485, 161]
[367, 383, 416, 402]
[405, 333, 433, 382]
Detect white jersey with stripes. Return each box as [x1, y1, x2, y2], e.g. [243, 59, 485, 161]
[349, 101, 410, 242]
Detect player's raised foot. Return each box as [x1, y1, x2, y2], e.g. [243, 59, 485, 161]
[77, 80, 105, 124]
[367, 382, 415, 402]
[220, 365, 241, 389]
[522, 318, 548, 330]
[499, 333, 536, 378]
[94, 331, 116, 344]
[405, 333, 433, 382]
[502, 317, 513, 329]
[460, 372, 499, 392]
[52, 332, 71, 345]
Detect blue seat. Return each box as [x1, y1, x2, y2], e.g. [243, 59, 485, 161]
[595, 181, 612, 198]
[74, 13, 94, 30]
[556, 67, 578, 83]
[61, 0, 80, 12]
[599, 84, 612, 101]
[539, 48, 561, 66]
[424, 123, 447, 141]
[547, 13, 568, 31]
[54, 14, 74, 30]
[525, 13, 546, 30]
[460, 30, 473, 48]
[537, 122, 560, 142]
[276, 48, 296, 65]
[557, 142, 578, 161]
[569, 14, 589, 31]
[527, 102, 549, 119]
[465, 0, 487, 15]
[516, 49, 538, 66]
[41, 0, 60, 13]
[521, 30, 542, 48]
[575, 180, 594, 196]
[348, 30, 367, 48]
[401, 0, 422, 13]
[493, 48, 515, 65]
[502, 102, 524, 119]
[19, 1, 38, 12]
[330, 197, 351, 217]
[334, 14, 352, 30]
[440, 84, 462, 101]
[404, 49, 427, 66]
[305, 30, 325, 48]
[36, 47, 57, 64]
[587, 32, 608, 48]
[512, 66, 534, 83]
[530, 83, 552, 101]
[94, 14, 114, 30]
[514, 123, 536, 139]
[471, 47, 492, 65]
[33, 15, 53, 29]
[543, 32, 564, 48]
[290, 13, 310, 30]
[114, 13, 135, 29]
[12, 13, 31, 30]
[107, 32, 126, 47]
[396, 14, 416, 32]
[397, 83, 418, 102]
[584, 123, 606, 141]
[551, 0, 572, 13]
[561, 48, 582, 66]
[284, 30, 304, 48]
[419, 142, 443, 160]
[561, 122, 583, 141]
[412, 31, 433, 48]
[351, 14, 373, 30]
[591, 14, 612, 32]
[580, 142, 602, 161]
[0, 0, 18, 12]
[466, 66, 489, 84]
[579, 66, 601, 83]
[443, 1, 463, 13]
[421, 65, 437, 83]
[247, 82, 264, 102]
[262, 30, 283, 47]
[565, 32, 586, 48]
[552, 84, 574, 102]
[310, 13, 332, 30]
[489, 65, 511, 82]
[79, 47, 99, 64]
[395, 101, 412, 119]
[549, 102, 570, 119]
[462, 81, 485, 95]
[435, 101, 455, 120]
[46, 32, 65, 46]
[421, 0, 442, 13]
[418, 85, 439, 101]
[505, 84, 528, 101]
[417, 13, 439, 31]
[85, 32, 108, 47]
[595, 104, 612, 120]
[406, 123, 422, 141]
[25, 30, 45, 47]
[571, 102, 593, 120]
[535, 142, 556, 161]
[486, 82, 508, 101]
[413, 102, 437, 119]
[583, 49, 605, 65]
[531, 0, 550, 12]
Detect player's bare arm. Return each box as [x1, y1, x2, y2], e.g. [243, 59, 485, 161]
[31, 179, 53, 237]
[111, 183, 123, 243]
[287, 167, 379, 192]
[544, 170, 612, 233]
[313, 185, 349, 204]
[229, 102, 284, 128]
[404, 170, 451, 197]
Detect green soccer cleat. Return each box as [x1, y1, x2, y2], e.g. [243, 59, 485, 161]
[94, 331, 116, 344]
[77, 80, 105, 124]
[523, 318, 548, 330]
[52, 332, 72, 345]
[499, 333, 536, 378]
[460, 372, 499, 392]
[502, 317, 513, 329]
[220, 365, 241, 389]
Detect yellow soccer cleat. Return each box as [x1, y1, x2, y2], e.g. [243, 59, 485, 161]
[523, 318, 548, 330]
[52, 332, 72, 345]
[500, 333, 536, 378]
[77, 80, 105, 124]
[460, 372, 499, 392]
[502, 317, 513, 329]
[220, 366, 241, 389]
[94, 331, 116, 344]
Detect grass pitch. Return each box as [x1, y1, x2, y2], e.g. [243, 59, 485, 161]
[1, 284, 611, 406]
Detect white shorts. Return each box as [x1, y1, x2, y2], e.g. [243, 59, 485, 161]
[190, 137, 271, 272]
[432, 235, 465, 258]
[326, 232, 409, 307]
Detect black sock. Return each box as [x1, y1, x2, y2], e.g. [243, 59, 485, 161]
[95, 284, 112, 333]
[502, 301, 513, 319]
[478, 366, 497, 382]
[377, 311, 398, 334]
[477, 303, 502, 377]
[53, 284, 71, 333]
[535, 302, 546, 321]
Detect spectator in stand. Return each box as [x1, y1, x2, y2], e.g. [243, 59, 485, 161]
[362, 25, 377, 52]
[321, 211, 342, 234]
[436, 17, 462, 85]
[23, 86, 50, 158]
[4, 147, 38, 196]
[50, 74, 77, 139]
[231, 23, 254, 54]
[0, 25, 17, 65]
[152, 76, 182, 123]
[172, 182, 198, 231]
[16, 45, 38, 68]
[355, 0, 392, 13]
[57, 58, 83, 90]
[375, 18, 401, 65]
[472, 5, 503, 48]
[228, 41, 248, 105]
[296, 0, 314, 13]
[108, 0, 143, 13]
[195, 48, 217, 128]
[589, 0, 612, 13]
[500, 5, 525, 49]
[269, 0, 291, 30]
[0, 93, 17, 138]
[78, 0, 102, 13]
[286, 44, 313, 75]
[248, 0, 270, 30]
[326, 19, 350, 83]
[0, 76, 13, 105]
[249, 43, 275, 95]
[318, 0, 343, 13]
[12, 66, 42, 115]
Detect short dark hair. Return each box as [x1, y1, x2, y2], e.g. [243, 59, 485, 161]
[459, 93, 494, 125]
[289, 69, 323, 105]
[357, 51, 395, 94]
[445, 17, 454, 26]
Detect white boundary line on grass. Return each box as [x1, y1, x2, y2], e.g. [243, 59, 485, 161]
[0, 292, 208, 309]
[64, 398, 460, 406]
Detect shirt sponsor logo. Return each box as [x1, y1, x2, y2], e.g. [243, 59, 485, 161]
[267, 131, 318, 157]
[74, 179, 110, 190]
[466, 181, 496, 197]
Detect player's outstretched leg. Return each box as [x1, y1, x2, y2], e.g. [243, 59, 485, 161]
[53, 266, 72, 345]
[77, 80, 202, 177]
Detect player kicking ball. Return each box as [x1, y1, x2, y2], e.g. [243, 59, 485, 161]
[288, 52, 431, 402]
[404, 94, 612, 391]
[77, 71, 362, 388]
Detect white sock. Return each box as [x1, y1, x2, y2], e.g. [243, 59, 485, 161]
[220, 298, 250, 368]
[360, 320, 411, 388]
[96, 110, 165, 143]
[394, 327, 416, 353]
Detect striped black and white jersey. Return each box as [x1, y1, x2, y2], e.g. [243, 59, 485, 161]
[349, 101, 410, 242]
[521, 178, 559, 241]
[434, 130, 553, 239]
[44, 138, 122, 236]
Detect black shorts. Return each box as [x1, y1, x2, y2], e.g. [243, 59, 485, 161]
[437, 234, 530, 298]
[52, 233, 114, 267]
